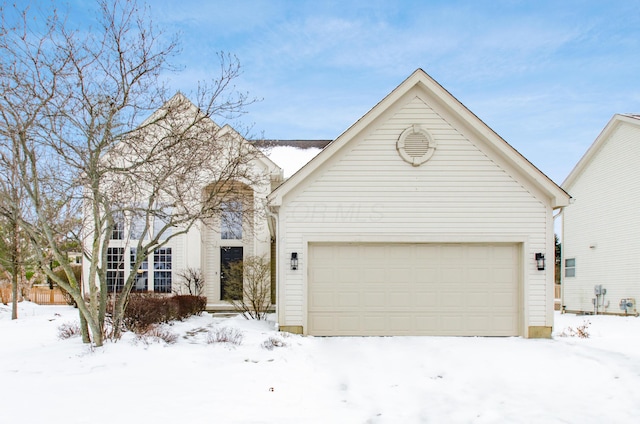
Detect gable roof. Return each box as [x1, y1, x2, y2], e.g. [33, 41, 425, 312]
[562, 114, 640, 190]
[140, 93, 283, 179]
[268, 69, 570, 208]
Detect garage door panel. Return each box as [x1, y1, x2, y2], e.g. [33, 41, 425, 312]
[312, 244, 334, 259]
[440, 315, 464, 332]
[337, 268, 361, 283]
[467, 291, 491, 307]
[388, 267, 413, 283]
[310, 291, 334, 308]
[467, 245, 491, 259]
[493, 316, 518, 332]
[363, 268, 387, 283]
[335, 313, 362, 334]
[441, 267, 464, 283]
[308, 243, 520, 336]
[441, 244, 464, 258]
[337, 292, 360, 308]
[414, 315, 439, 332]
[493, 291, 518, 308]
[467, 268, 490, 283]
[414, 269, 438, 283]
[363, 292, 386, 307]
[440, 291, 464, 308]
[309, 314, 334, 332]
[468, 315, 490, 331]
[389, 292, 411, 307]
[311, 268, 334, 284]
[493, 267, 516, 283]
[389, 315, 412, 331]
[413, 292, 438, 307]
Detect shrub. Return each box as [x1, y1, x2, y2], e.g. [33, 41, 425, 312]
[175, 295, 207, 320]
[224, 255, 272, 320]
[120, 293, 206, 334]
[121, 293, 174, 333]
[136, 325, 178, 345]
[261, 335, 287, 350]
[558, 320, 591, 338]
[207, 326, 243, 346]
[58, 321, 81, 339]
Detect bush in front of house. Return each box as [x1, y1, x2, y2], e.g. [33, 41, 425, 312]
[120, 293, 207, 334]
[223, 255, 272, 320]
[174, 294, 207, 320]
[135, 325, 178, 345]
[261, 335, 287, 350]
[206, 326, 243, 346]
[58, 321, 81, 339]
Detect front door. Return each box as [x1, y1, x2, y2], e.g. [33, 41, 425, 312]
[220, 246, 243, 300]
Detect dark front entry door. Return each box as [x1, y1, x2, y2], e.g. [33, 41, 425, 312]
[220, 246, 243, 300]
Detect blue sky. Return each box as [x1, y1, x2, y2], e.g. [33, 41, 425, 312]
[67, 0, 640, 184]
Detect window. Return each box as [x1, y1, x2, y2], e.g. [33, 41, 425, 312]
[221, 201, 243, 240]
[565, 258, 576, 277]
[130, 248, 148, 292]
[153, 247, 172, 293]
[106, 247, 125, 292]
[153, 206, 172, 239]
[110, 212, 124, 240]
[129, 211, 146, 240]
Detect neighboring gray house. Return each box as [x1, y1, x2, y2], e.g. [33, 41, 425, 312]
[561, 114, 640, 315]
[268, 69, 570, 338]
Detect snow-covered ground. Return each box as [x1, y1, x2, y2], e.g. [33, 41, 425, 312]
[1, 302, 639, 423]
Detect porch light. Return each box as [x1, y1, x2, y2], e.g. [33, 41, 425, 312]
[535, 253, 545, 271]
[290, 252, 298, 270]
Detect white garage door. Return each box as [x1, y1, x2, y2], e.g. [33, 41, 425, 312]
[308, 243, 521, 336]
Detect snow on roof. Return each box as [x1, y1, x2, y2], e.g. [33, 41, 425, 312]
[264, 145, 323, 178]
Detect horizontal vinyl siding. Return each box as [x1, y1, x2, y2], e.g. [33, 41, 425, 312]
[563, 122, 640, 312]
[279, 96, 550, 329]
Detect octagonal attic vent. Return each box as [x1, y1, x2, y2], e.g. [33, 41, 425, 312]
[396, 124, 436, 166]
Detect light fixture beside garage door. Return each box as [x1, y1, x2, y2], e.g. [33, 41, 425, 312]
[535, 253, 546, 270]
[396, 124, 437, 166]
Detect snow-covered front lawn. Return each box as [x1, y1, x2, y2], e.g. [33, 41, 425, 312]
[1, 302, 639, 423]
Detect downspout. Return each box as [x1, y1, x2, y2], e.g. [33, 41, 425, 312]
[266, 206, 280, 329]
[554, 206, 566, 313]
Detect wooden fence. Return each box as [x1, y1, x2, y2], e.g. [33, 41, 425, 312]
[13, 286, 69, 306]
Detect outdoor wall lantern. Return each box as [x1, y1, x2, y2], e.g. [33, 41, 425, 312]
[290, 252, 298, 270]
[535, 253, 546, 271]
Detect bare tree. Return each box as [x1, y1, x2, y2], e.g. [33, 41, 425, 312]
[0, 165, 22, 318]
[224, 255, 272, 320]
[0, 0, 263, 346]
[175, 267, 205, 296]
[0, 3, 62, 319]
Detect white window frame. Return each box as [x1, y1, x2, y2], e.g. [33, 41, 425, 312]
[565, 258, 576, 278]
[221, 200, 243, 240]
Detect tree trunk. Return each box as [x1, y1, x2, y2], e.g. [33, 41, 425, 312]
[10, 219, 20, 320]
[79, 310, 91, 344]
[112, 289, 131, 340]
[11, 267, 18, 320]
